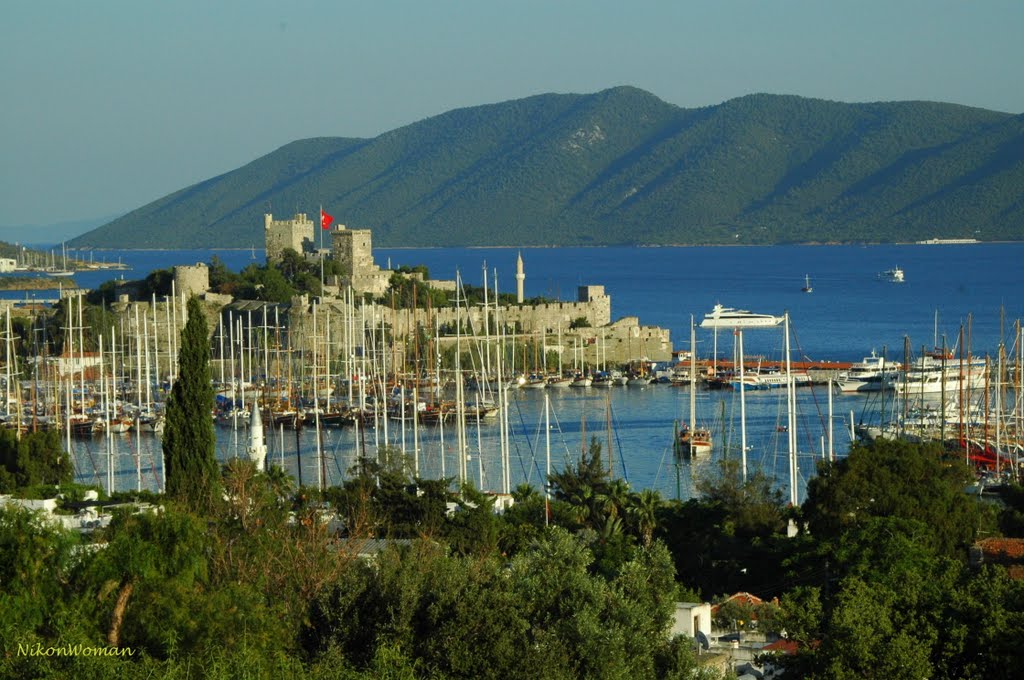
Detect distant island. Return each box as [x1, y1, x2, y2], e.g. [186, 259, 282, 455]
[0, 276, 79, 290]
[69, 87, 1024, 249]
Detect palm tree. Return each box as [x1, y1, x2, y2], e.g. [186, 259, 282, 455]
[629, 489, 662, 547]
[264, 464, 295, 503]
[512, 482, 540, 503]
[599, 478, 632, 521]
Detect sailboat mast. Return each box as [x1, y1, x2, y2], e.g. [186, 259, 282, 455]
[689, 316, 697, 434]
[785, 312, 798, 506]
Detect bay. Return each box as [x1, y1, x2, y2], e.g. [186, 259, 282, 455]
[39, 242, 1024, 501]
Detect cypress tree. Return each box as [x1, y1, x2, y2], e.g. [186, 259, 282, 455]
[162, 295, 219, 511]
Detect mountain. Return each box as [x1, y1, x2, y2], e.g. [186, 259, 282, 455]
[69, 87, 1024, 248]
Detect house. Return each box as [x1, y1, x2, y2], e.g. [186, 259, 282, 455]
[670, 601, 712, 639]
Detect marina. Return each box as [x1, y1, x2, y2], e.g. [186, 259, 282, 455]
[3, 241, 1023, 502]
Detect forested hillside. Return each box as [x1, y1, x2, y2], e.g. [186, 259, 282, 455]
[70, 87, 1024, 248]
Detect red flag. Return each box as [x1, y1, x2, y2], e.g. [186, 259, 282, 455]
[321, 209, 334, 230]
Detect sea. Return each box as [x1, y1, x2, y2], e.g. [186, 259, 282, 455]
[7, 242, 1023, 502]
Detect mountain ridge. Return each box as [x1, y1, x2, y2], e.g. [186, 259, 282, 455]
[69, 87, 1024, 248]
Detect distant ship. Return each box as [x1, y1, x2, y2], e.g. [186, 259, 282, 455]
[879, 267, 905, 283]
[916, 238, 978, 245]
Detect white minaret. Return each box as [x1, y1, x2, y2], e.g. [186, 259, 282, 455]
[247, 403, 267, 472]
[515, 251, 525, 304]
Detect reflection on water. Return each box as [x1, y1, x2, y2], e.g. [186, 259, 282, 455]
[72, 384, 867, 502]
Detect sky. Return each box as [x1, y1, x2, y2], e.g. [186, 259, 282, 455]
[2, 0, 1022, 240]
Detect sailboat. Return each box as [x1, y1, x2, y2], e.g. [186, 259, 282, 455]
[674, 316, 712, 458]
[801, 275, 813, 293]
[50, 241, 74, 277]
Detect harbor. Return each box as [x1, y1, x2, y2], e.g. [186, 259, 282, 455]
[2, 239, 1023, 502]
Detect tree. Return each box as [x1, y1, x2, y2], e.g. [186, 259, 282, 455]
[801, 439, 992, 558]
[162, 296, 219, 512]
[0, 429, 73, 492]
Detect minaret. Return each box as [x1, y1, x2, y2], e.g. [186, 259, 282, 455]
[247, 403, 267, 472]
[515, 251, 525, 304]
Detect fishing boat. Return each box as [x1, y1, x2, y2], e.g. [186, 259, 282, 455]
[801, 275, 813, 293]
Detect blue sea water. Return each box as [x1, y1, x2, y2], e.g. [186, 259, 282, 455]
[17, 242, 1024, 501]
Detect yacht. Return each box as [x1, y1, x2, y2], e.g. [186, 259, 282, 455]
[880, 266, 905, 283]
[699, 303, 784, 329]
[837, 351, 900, 393]
[892, 354, 987, 397]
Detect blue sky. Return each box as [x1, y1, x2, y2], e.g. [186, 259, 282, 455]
[1, 0, 1021, 239]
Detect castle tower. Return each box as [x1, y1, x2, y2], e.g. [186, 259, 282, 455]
[331, 224, 392, 296]
[516, 251, 525, 304]
[173, 263, 209, 299]
[264, 213, 314, 264]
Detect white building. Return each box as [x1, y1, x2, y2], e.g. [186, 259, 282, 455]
[670, 602, 713, 639]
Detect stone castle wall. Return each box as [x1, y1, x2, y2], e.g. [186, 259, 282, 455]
[331, 227, 391, 296]
[173, 263, 210, 299]
[265, 213, 314, 263]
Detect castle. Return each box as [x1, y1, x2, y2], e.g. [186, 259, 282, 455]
[259, 212, 670, 363]
[13, 215, 670, 370]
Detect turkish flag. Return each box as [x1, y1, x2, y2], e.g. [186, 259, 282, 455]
[321, 209, 334, 230]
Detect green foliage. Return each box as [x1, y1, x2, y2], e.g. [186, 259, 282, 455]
[996, 483, 1024, 535]
[0, 505, 81, 635]
[656, 460, 788, 598]
[304, 528, 689, 679]
[379, 272, 449, 310]
[69, 88, 1024, 249]
[569, 315, 591, 329]
[0, 428, 73, 492]
[801, 438, 992, 557]
[162, 296, 219, 512]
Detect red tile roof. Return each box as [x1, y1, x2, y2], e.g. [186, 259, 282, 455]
[977, 538, 1024, 562]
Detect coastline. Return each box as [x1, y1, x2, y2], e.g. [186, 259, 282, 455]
[61, 239, 1019, 251]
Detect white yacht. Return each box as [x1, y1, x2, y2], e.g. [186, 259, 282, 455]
[892, 354, 987, 397]
[880, 266, 905, 283]
[837, 351, 901, 393]
[699, 303, 784, 329]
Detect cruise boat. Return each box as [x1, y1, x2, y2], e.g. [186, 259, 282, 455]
[730, 369, 811, 390]
[699, 303, 784, 329]
[837, 351, 900, 393]
[879, 266, 905, 283]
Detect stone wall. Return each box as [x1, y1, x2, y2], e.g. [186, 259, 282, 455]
[331, 227, 391, 296]
[173, 263, 210, 299]
[264, 213, 314, 263]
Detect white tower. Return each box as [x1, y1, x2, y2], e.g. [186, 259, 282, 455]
[247, 403, 267, 472]
[515, 251, 525, 304]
